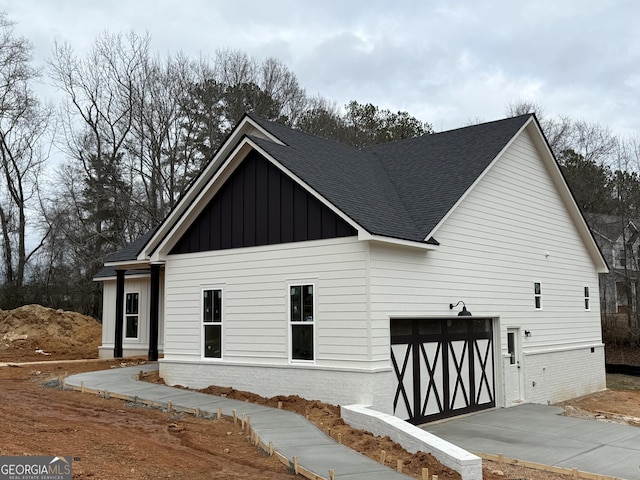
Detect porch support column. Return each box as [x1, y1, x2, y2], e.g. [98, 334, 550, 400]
[114, 269, 125, 358]
[148, 263, 161, 361]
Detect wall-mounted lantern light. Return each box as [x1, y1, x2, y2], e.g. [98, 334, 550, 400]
[449, 301, 472, 316]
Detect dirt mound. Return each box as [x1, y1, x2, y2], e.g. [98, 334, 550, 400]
[0, 304, 101, 361]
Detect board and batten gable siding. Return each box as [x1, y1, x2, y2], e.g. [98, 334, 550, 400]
[368, 128, 605, 401]
[162, 237, 371, 367]
[169, 151, 357, 254]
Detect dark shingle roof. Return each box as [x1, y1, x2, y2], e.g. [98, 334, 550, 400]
[248, 127, 423, 242]
[100, 114, 533, 266]
[105, 228, 158, 262]
[250, 114, 532, 242]
[367, 115, 531, 237]
[94, 229, 158, 278]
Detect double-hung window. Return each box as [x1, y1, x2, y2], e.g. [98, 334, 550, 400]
[203, 289, 222, 358]
[290, 284, 314, 361]
[534, 282, 542, 310]
[125, 292, 139, 338]
[584, 286, 590, 311]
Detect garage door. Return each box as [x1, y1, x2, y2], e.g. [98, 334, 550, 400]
[391, 318, 495, 424]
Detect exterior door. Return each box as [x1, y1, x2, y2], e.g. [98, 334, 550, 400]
[505, 328, 524, 404]
[391, 318, 495, 424]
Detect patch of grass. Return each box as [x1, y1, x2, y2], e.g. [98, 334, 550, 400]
[607, 373, 640, 391]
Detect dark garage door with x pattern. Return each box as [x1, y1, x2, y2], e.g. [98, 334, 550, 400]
[391, 318, 495, 424]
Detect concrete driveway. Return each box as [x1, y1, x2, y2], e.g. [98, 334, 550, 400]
[424, 404, 640, 479]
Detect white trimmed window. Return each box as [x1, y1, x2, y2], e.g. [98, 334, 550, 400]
[534, 282, 542, 310]
[203, 289, 222, 358]
[290, 284, 314, 361]
[125, 292, 139, 338]
[584, 286, 590, 311]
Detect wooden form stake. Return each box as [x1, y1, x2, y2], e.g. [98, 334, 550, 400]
[81, 381, 85, 393]
[277, 401, 282, 409]
[422, 468, 429, 480]
[337, 433, 342, 444]
[379, 450, 386, 464]
[195, 407, 200, 418]
[233, 409, 237, 424]
[167, 400, 172, 412]
[268, 442, 274, 456]
[217, 407, 222, 420]
[397, 459, 403, 472]
[293, 456, 299, 474]
[241, 413, 245, 430]
[329, 469, 335, 480]
[432, 475, 438, 480]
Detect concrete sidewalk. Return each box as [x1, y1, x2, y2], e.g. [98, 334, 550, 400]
[65, 364, 411, 480]
[425, 404, 640, 479]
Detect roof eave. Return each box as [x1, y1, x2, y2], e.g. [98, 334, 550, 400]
[358, 231, 439, 250]
[423, 115, 609, 274]
[138, 116, 282, 261]
[526, 119, 609, 274]
[103, 259, 151, 270]
[148, 136, 367, 260]
[93, 271, 152, 282]
[424, 117, 533, 242]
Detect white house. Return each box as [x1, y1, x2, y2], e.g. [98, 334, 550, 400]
[95, 113, 608, 424]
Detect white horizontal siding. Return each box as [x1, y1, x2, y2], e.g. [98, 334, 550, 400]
[99, 273, 165, 356]
[370, 128, 602, 361]
[163, 237, 370, 365]
[101, 280, 116, 346]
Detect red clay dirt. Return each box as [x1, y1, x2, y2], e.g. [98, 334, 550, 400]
[0, 304, 101, 361]
[0, 360, 297, 479]
[1, 304, 638, 479]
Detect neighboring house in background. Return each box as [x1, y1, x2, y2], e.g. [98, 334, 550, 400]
[585, 213, 640, 316]
[95, 113, 608, 425]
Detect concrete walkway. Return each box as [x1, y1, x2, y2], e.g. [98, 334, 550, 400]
[425, 404, 640, 479]
[65, 364, 411, 480]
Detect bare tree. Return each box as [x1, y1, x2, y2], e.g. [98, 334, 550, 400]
[127, 53, 192, 227]
[0, 13, 51, 300]
[505, 99, 573, 156]
[571, 120, 618, 166]
[213, 49, 308, 127]
[49, 31, 150, 255]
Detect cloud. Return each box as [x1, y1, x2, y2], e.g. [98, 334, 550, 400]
[4, 0, 640, 137]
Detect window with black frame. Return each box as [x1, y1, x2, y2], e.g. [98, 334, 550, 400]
[203, 289, 222, 358]
[125, 292, 139, 338]
[290, 284, 314, 361]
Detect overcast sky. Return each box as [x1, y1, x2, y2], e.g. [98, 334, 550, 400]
[4, 1, 640, 137]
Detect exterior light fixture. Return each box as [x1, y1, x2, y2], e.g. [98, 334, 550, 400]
[449, 301, 472, 316]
